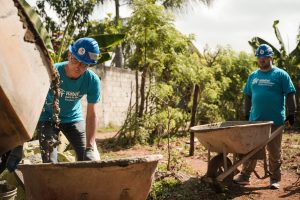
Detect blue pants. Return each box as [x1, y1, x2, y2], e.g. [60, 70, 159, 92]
[36, 121, 86, 163]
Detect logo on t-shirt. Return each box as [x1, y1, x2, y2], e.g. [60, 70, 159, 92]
[252, 78, 274, 86]
[59, 89, 83, 101]
[252, 78, 259, 84]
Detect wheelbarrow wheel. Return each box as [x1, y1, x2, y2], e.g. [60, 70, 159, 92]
[206, 154, 233, 193]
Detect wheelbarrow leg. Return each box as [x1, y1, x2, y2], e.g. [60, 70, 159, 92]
[222, 146, 228, 171]
[216, 126, 284, 182]
[207, 146, 211, 171]
[208, 147, 211, 163]
[233, 153, 237, 164]
[232, 153, 240, 175]
[253, 149, 270, 179]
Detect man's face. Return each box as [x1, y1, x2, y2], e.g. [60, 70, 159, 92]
[67, 52, 89, 77]
[257, 56, 272, 70]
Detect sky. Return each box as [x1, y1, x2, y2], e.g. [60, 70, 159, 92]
[174, 0, 300, 53]
[27, 0, 300, 54]
[93, 0, 300, 53]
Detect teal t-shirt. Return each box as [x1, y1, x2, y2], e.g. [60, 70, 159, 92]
[243, 66, 295, 125]
[39, 62, 101, 123]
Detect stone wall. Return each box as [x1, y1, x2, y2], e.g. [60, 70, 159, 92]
[82, 66, 139, 128]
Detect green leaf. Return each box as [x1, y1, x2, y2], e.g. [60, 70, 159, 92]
[18, 0, 53, 51]
[91, 34, 125, 49]
[272, 20, 286, 54]
[248, 37, 281, 57]
[89, 34, 125, 64]
[290, 40, 300, 64]
[273, 20, 279, 26]
[98, 52, 112, 64]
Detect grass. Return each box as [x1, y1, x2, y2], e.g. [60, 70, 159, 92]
[97, 124, 120, 133]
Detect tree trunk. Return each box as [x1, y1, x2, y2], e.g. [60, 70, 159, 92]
[114, 45, 123, 68]
[115, 0, 119, 21]
[134, 70, 139, 138]
[145, 73, 152, 113]
[167, 108, 171, 171]
[138, 64, 148, 118]
[114, 0, 123, 68]
[135, 70, 139, 114]
[189, 84, 200, 156]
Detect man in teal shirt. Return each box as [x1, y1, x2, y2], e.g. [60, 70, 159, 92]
[37, 37, 101, 163]
[234, 44, 296, 189]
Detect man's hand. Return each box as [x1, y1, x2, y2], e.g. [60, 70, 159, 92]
[6, 146, 23, 172]
[84, 147, 97, 161]
[285, 114, 296, 126]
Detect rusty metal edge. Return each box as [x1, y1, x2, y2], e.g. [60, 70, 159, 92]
[190, 121, 273, 133]
[18, 154, 163, 169]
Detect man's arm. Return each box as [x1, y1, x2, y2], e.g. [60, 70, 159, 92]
[86, 103, 98, 148]
[286, 92, 297, 114]
[5, 145, 23, 172]
[286, 92, 297, 126]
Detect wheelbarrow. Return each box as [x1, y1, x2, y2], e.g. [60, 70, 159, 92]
[18, 154, 162, 200]
[190, 121, 283, 189]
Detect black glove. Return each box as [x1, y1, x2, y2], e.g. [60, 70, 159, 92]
[245, 115, 250, 121]
[0, 151, 10, 174]
[285, 114, 296, 126]
[6, 146, 23, 172]
[84, 147, 97, 161]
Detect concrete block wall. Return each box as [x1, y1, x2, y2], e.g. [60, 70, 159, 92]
[81, 66, 140, 128]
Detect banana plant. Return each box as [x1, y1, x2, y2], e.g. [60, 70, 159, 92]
[248, 20, 300, 82]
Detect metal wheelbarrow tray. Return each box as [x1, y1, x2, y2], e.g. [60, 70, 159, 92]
[18, 154, 163, 200]
[190, 121, 283, 184]
[0, 0, 54, 154]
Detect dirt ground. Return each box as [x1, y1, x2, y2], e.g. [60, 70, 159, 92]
[96, 130, 300, 200]
[185, 155, 300, 200]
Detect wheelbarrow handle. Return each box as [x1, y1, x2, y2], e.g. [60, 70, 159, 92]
[216, 125, 284, 182]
